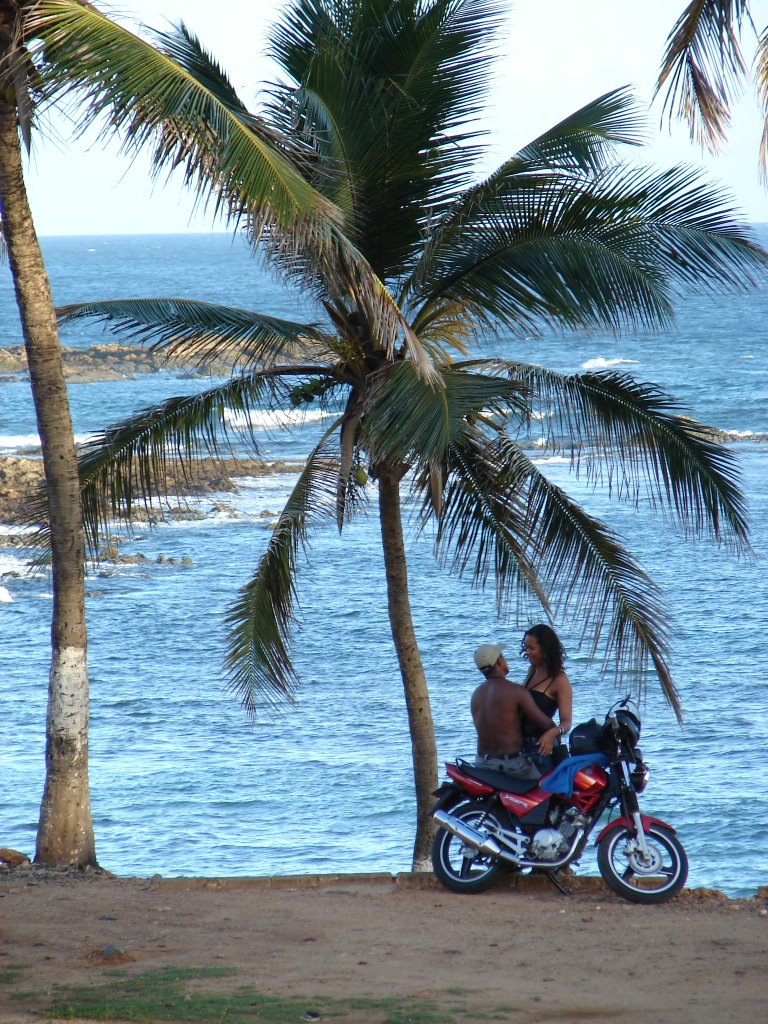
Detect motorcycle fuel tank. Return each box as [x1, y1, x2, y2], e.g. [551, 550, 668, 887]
[572, 764, 609, 793]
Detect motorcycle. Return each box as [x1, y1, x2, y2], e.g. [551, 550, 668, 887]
[431, 697, 688, 904]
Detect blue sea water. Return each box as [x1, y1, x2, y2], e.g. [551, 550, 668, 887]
[0, 231, 766, 897]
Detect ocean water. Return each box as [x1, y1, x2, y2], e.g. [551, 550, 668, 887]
[0, 231, 766, 897]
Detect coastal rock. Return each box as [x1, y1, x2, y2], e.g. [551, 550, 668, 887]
[0, 458, 44, 521]
[0, 848, 31, 868]
[0, 342, 233, 381]
[0, 455, 302, 525]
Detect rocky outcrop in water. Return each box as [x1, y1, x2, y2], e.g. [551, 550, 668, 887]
[0, 455, 301, 525]
[0, 343, 231, 382]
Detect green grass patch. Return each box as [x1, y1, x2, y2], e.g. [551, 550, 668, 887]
[0, 963, 27, 986]
[43, 965, 502, 1023]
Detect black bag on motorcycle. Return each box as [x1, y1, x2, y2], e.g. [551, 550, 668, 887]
[551, 739, 569, 765]
[569, 718, 608, 755]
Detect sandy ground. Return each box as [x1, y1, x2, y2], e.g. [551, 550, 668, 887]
[0, 869, 766, 1024]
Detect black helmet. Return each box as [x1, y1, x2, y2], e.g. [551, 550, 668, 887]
[569, 718, 608, 756]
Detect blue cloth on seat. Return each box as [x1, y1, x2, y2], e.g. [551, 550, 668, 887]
[540, 753, 610, 796]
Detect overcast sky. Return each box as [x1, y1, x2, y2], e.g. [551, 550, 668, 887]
[24, 0, 768, 234]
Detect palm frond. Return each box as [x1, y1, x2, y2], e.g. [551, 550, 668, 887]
[57, 297, 334, 371]
[29, 3, 441, 385]
[517, 365, 751, 550]
[28, 1, 338, 233]
[409, 161, 768, 337]
[319, 240, 442, 384]
[72, 374, 288, 552]
[336, 389, 364, 531]
[403, 86, 648, 313]
[756, 24, 768, 179]
[655, 0, 751, 152]
[363, 361, 528, 468]
[266, 0, 505, 278]
[410, 299, 477, 358]
[4, 28, 37, 152]
[514, 86, 647, 174]
[424, 429, 552, 616]
[223, 441, 343, 713]
[438, 432, 680, 717]
[514, 441, 680, 719]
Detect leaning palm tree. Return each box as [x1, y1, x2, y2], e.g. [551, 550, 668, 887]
[4, 0, 344, 867]
[0, 0, 96, 866]
[656, 0, 768, 177]
[34, 0, 767, 868]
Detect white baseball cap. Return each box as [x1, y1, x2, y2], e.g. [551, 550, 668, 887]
[473, 643, 505, 670]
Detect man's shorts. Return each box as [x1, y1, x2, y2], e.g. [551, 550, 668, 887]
[475, 752, 542, 780]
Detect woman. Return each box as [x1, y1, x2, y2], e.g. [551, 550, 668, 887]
[519, 624, 573, 772]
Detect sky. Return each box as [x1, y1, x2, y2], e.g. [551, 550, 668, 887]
[23, 0, 768, 234]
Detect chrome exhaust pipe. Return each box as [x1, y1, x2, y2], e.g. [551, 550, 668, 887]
[433, 809, 503, 859]
[434, 811, 524, 860]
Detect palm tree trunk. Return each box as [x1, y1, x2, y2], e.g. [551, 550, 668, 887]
[0, 101, 96, 867]
[378, 467, 437, 871]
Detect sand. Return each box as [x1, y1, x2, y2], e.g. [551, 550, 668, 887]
[0, 868, 766, 1024]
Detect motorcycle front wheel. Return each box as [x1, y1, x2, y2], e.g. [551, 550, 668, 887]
[431, 800, 506, 894]
[597, 823, 688, 904]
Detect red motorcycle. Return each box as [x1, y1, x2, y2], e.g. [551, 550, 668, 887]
[431, 698, 688, 904]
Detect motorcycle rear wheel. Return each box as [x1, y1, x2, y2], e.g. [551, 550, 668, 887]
[431, 800, 505, 894]
[597, 822, 688, 904]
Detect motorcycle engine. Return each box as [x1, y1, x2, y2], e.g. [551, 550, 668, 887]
[529, 828, 567, 861]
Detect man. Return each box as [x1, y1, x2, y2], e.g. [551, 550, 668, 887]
[470, 643, 557, 778]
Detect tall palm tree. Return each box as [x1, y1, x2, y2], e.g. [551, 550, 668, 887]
[34, 0, 768, 868]
[0, 0, 97, 866]
[4, 0, 341, 868]
[656, 1, 768, 176]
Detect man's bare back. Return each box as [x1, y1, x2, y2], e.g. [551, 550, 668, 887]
[471, 672, 555, 756]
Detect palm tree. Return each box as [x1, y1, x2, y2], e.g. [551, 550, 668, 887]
[656, 1, 768, 176]
[0, 0, 97, 866]
[34, 0, 768, 868]
[3, 0, 342, 868]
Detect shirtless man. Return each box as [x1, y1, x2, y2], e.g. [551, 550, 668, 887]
[471, 643, 556, 775]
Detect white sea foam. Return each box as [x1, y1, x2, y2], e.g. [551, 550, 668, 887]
[0, 433, 42, 453]
[532, 454, 571, 465]
[223, 408, 333, 431]
[0, 432, 95, 454]
[581, 356, 640, 370]
[0, 552, 30, 576]
[0, 524, 35, 537]
[0, 585, 12, 603]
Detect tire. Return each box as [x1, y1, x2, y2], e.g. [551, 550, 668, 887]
[597, 822, 688, 904]
[431, 800, 505, 894]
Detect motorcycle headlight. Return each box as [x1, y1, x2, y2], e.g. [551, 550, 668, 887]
[631, 761, 650, 793]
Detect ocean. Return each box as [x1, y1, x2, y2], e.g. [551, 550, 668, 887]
[1, 231, 766, 897]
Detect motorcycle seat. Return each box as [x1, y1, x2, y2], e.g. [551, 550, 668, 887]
[454, 758, 541, 794]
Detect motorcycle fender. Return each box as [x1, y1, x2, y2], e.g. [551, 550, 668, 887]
[430, 783, 462, 814]
[596, 813, 676, 843]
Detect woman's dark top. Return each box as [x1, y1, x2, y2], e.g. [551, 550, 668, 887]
[522, 684, 558, 738]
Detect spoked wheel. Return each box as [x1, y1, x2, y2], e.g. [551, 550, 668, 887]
[431, 800, 506, 894]
[597, 823, 688, 904]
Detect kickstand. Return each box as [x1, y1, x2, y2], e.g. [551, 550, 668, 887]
[547, 871, 572, 896]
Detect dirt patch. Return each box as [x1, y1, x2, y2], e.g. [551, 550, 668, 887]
[0, 870, 765, 1024]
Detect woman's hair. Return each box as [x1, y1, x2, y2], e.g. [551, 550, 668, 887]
[520, 623, 566, 679]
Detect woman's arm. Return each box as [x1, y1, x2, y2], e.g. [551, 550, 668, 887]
[554, 672, 573, 734]
[537, 672, 573, 755]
